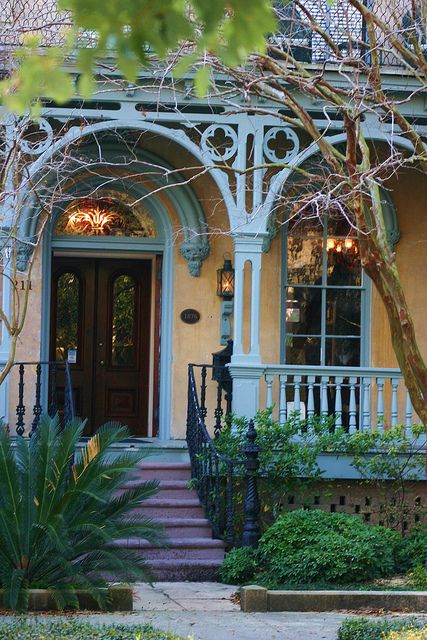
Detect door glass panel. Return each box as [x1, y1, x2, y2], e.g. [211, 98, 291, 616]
[111, 274, 136, 367]
[55, 272, 80, 362]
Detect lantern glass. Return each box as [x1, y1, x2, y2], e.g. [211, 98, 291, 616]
[217, 259, 235, 299]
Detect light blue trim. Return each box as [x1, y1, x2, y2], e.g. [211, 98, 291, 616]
[20, 145, 210, 276]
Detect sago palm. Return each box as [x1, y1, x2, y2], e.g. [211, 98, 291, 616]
[0, 415, 164, 611]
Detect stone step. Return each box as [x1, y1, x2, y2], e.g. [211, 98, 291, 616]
[157, 517, 213, 538]
[135, 498, 205, 519]
[136, 462, 192, 481]
[145, 559, 222, 581]
[119, 537, 225, 561]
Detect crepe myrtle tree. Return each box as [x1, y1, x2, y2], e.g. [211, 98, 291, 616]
[2, 0, 427, 427]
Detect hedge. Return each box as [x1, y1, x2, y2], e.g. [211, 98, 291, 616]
[0, 620, 186, 639]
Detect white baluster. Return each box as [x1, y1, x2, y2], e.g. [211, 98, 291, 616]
[362, 377, 371, 432]
[307, 376, 315, 419]
[334, 376, 343, 428]
[376, 377, 385, 433]
[266, 374, 274, 410]
[294, 375, 301, 416]
[349, 377, 357, 433]
[405, 390, 413, 438]
[391, 378, 399, 427]
[279, 375, 287, 425]
[320, 376, 328, 417]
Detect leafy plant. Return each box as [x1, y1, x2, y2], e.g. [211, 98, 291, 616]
[0, 620, 186, 639]
[396, 526, 427, 571]
[218, 546, 260, 584]
[0, 415, 164, 611]
[407, 565, 427, 590]
[337, 425, 427, 534]
[256, 509, 400, 587]
[214, 409, 340, 524]
[338, 619, 424, 640]
[386, 631, 427, 640]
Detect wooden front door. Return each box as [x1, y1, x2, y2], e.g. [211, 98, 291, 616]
[50, 256, 152, 436]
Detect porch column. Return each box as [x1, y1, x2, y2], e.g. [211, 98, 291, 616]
[0, 248, 12, 426]
[229, 234, 265, 418]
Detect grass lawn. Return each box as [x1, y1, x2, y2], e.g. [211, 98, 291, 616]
[0, 620, 186, 639]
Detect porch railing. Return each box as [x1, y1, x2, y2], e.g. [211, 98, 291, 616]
[10, 361, 75, 436]
[0, 0, 416, 69]
[261, 364, 418, 437]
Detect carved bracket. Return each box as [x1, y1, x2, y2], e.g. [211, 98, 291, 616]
[179, 240, 210, 277]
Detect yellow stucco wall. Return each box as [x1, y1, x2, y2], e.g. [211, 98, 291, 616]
[370, 170, 427, 369]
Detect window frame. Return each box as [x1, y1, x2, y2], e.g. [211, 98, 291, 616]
[280, 215, 371, 367]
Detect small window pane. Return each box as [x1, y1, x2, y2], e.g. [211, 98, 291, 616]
[286, 336, 321, 365]
[325, 338, 360, 367]
[327, 244, 361, 286]
[287, 287, 322, 335]
[56, 272, 80, 362]
[287, 215, 324, 236]
[287, 237, 323, 284]
[326, 290, 361, 336]
[111, 275, 136, 367]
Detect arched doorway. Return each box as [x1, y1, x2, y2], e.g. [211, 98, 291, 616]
[49, 194, 163, 436]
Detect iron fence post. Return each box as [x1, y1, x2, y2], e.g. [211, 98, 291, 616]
[241, 418, 261, 548]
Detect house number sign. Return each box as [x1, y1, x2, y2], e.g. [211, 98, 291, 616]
[180, 308, 200, 324]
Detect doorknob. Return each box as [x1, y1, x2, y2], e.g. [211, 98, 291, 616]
[99, 360, 105, 366]
[98, 342, 104, 347]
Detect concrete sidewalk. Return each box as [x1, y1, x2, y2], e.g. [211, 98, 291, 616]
[79, 582, 363, 640]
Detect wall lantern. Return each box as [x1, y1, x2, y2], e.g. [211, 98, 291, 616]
[217, 255, 234, 345]
[217, 256, 235, 300]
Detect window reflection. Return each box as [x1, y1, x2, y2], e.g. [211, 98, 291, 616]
[55, 272, 80, 362]
[284, 214, 363, 367]
[111, 275, 136, 367]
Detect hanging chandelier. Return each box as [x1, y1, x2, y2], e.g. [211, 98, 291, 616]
[326, 237, 358, 255]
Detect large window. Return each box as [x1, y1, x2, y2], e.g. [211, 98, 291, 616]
[282, 213, 367, 367]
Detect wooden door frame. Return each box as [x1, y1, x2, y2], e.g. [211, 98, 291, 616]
[42, 245, 171, 439]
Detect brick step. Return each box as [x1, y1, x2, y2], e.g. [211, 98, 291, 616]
[136, 462, 192, 481]
[145, 559, 222, 581]
[157, 517, 213, 538]
[118, 537, 225, 561]
[134, 498, 205, 519]
[123, 479, 197, 500]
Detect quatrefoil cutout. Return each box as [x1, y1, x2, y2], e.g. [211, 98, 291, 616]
[263, 127, 300, 164]
[200, 125, 238, 162]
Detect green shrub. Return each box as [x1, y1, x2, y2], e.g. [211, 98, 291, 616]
[0, 620, 185, 639]
[0, 415, 165, 611]
[397, 527, 427, 571]
[257, 509, 400, 586]
[338, 618, 424, 640]
[214, 410, 339, 524]
[218, 546, 260, 584]
[407, 564, 427, 590]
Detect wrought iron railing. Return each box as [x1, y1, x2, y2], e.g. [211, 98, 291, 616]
[187, 363, 261, 547]
[12, 360, 75, 436]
